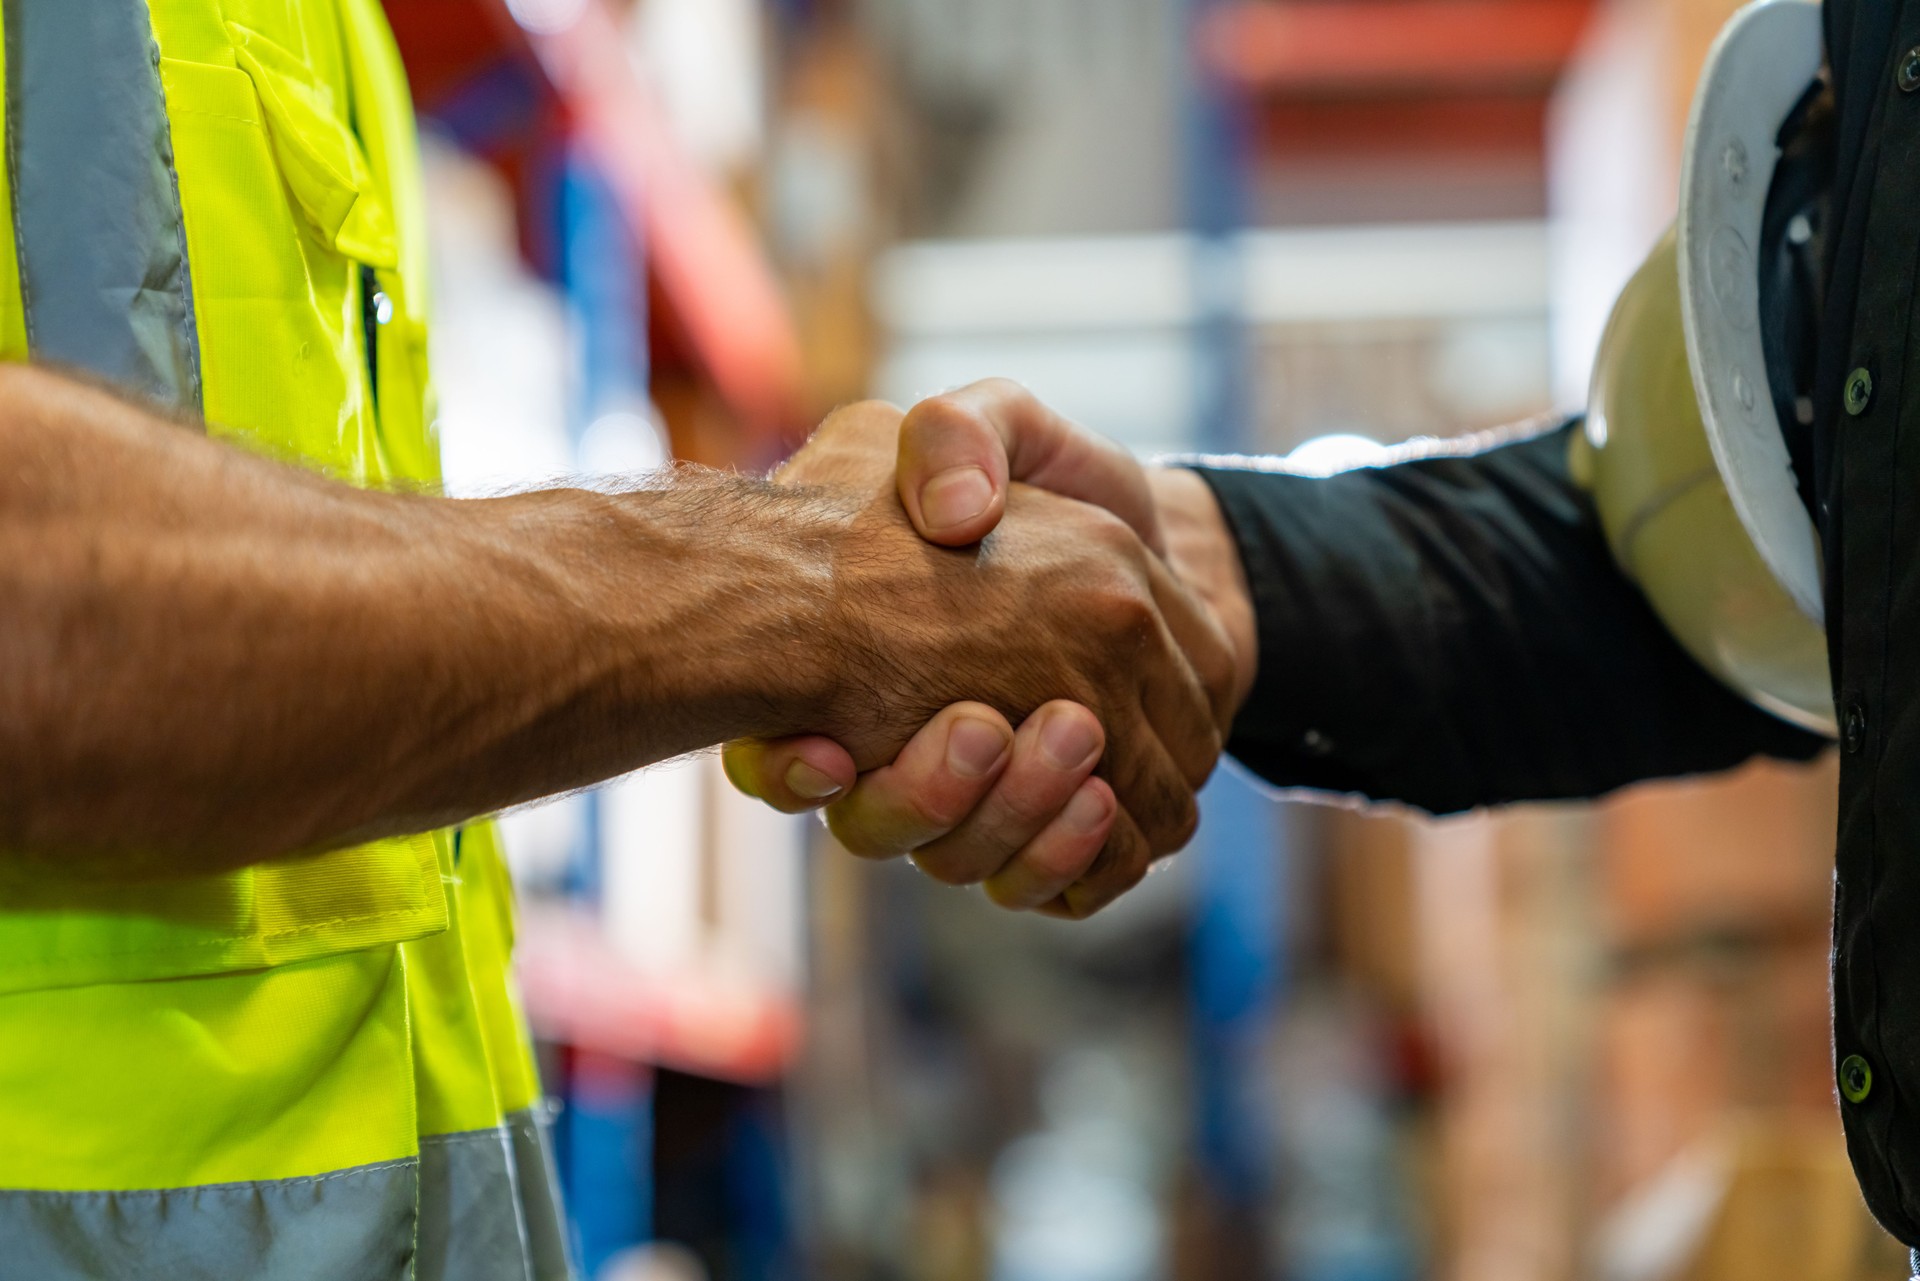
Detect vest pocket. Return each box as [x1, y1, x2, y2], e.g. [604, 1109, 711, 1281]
[168, 49, 408, 463]
[159, 43, 430, 489]
[225, 21, 398, 270]
[158, 52, 368, 478]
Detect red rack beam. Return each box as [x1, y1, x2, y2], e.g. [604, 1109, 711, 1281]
[1201, 0, 1595, 96]
[516, 906, 802, 1085]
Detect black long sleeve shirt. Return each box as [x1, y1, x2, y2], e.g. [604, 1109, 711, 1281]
[1190, 426, 1828, 817]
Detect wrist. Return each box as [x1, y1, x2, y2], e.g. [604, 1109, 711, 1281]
[1148, 465, 1258, 716]
[691, 478, 857, 734]
[495, 472, 855, 752]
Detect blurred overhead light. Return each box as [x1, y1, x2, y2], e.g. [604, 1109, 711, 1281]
[506, 0, 588, 36]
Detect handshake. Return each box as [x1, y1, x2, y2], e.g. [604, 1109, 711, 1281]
[720, 379, 1258, 919]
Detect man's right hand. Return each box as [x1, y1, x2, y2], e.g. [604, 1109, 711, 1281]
[726, 382, 1257, 918]
[763, 399, 1235, 913]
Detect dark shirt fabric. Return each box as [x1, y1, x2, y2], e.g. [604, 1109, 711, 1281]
[1192, 0, 1920, 1235]
[1189, 429, 1826, 818]
[1815, 0, 1920, 1244]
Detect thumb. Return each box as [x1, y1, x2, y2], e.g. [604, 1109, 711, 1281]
[897, 378, 1162, 553]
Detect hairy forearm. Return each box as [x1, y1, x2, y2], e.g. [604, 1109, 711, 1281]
[0, 366, 845, 872]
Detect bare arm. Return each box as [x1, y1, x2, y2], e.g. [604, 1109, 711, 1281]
[0, 365, 856, 871]
[2, 369, 1225, 877]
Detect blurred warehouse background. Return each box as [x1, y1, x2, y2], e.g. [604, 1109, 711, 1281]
[378, 0, 1900, 1277]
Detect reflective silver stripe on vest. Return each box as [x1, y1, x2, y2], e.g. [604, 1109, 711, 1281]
[417, 1116, 578, 1281]
[417, 1127, 533, 1281]
[507, 1105, 579, 1281]
[0, 1157, 416, 1280]
[4, 0, 202, 411]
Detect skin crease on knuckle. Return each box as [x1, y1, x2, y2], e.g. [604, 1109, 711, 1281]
[1102, 737, 1200, 857]
[1059, 832, 1150, 919]
[1135, 616, 1224, 780]
[1137, 787, 1199, 857]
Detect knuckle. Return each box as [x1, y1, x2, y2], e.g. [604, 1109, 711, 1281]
[1185, 734, 1224, 792]
[1125, 771, 1198, 855]
[914, 824, 1018, 885]
[1116, 590, 1158, 633]
[1169, 796, 1202, 849]
[1083, 578, 1156, 640]
[1099, 835, 1153, 889]
[1063, 859, 1143, 919]
[1197, 642, 1237, 709]
[1149, 792, 1201, 854]
[904, 391, 986, 447]
[1079, 503, 1142, 555]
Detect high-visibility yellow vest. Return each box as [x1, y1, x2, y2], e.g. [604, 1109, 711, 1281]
[0, 3, 574, 1277]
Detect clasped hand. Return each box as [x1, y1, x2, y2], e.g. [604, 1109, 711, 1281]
[724, 380, 1256, 918]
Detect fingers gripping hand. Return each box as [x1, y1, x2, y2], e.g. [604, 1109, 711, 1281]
[901, 702, 1108, 894]
[723, 703, 1014, 829]
[726, 393, 1227, 916]
[725, 702, 1117, 907]
[889, 384, 1240, 913]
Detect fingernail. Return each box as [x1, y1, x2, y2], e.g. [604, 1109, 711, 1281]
[1063, 786, 1111, 834]
[947, 716, 1010, 779]
[919, 466, 993, 533]
[784, 760, 842, 801]
[1040, 712, 1101, 771]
